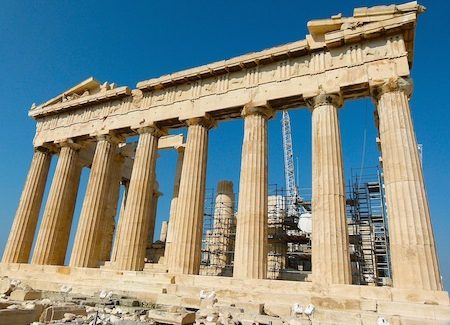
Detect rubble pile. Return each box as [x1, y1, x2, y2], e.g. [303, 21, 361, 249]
[0, 277, 317, 325]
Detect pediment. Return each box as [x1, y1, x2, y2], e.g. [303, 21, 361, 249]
[29, 77, 131, 118]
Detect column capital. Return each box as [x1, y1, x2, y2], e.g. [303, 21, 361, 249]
[305, 92, 343, 110]
[241, 103, 274, 119]
[174, 144, 185, 153]
[370, 77, 413, 101]
[92, 132, 124, 144]
[33, 145, 52, 154]
[185, 114, 216, 129]
[136, 124, 167, 138]
[55, 138, 83, 151]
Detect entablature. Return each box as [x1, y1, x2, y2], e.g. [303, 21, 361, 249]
[28, 2, 423, 147]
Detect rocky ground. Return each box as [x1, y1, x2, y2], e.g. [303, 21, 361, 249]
[0, 276, 320, 325]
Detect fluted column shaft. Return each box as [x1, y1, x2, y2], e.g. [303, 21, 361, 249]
[210, 180, 235, 269]
[168, 116, 213, 274]
[373, 78, 442, 290]
[32, 143, 82, 265]
[147, 183, 161, 247]
[70, 136, 118, 268]
[99, 154, 124, 263]
[114, 126, 163, 271]
[234, 105, 273, 279]
[110, 180, 129, 263]
[165, 146, 185, 263]
[2, 148, 52, 263]
[309, 94, 351, 285]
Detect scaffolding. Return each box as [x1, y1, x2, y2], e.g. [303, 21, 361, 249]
[200, 188, 236, 276]
[348, 167, 391, 286]
[201, 167, 391, 286]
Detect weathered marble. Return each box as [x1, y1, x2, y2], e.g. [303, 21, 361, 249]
[308, 93, 352, 285]
[233, 105, 274, 279]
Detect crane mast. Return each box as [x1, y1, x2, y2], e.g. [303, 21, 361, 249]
[281, 110, 300, 216]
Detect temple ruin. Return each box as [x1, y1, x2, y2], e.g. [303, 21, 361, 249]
[1, 2, 449, 324]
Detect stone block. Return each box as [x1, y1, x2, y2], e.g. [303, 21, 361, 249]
[377, 301, 437, 319]
[234, 302, 264, 314]
[310, 296, 360, 311]
[10, 289, 42, 301]
[313, 309, 363, 325]
[263, 303, 291, 317]
[391, 288, 450, 305]
[39, 305, 87, 322]
[147, 309, 196, 324]
[0, 309, 37, 325]
[181, 296, 201, 309]
[156, 294, 182, 306]
[0, 278, 13, 295]
[359, 299, 377, 312]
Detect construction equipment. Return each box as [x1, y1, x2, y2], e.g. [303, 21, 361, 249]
[281, 111, 310, 229]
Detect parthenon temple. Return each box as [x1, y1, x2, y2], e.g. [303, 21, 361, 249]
[1, 2, 449, 324]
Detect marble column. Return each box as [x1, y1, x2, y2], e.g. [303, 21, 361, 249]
[2, 147, 52, 263]
[147, 181, 162, 248]
[99, 153, 125, 263]
[372, 77, 442, 290]
[165, 146, 185, 264]
[114, 126, 164, 271]
[308, 93, 351, 285]
[70, 135, 119, 268]
[32, 142, 82, 265]
[160, 221, 168, 242]
[210, 180, 235, 270]
[110, 180, 129, 263]
[168, 116, 214, 274]
[233, 105, 274, 279]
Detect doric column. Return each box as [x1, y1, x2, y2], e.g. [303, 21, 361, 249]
[160, 221, 168, 242]
[99, 153, 125, 263]
[210, 180, 235, 271]
[165, 146, 185, 264]
[147, 181, 162, 247]
[70, 135, 120, 268]
[168, 116, 214, 274]
[110, 179, 129, 263]
[114, 126, 164, 271]
[2, 147, 52, 263]
[372, 77, 442, 290]
[308, 93, 351, 285]
[234, 105, 274, 279]
[32, 141, 82, 265]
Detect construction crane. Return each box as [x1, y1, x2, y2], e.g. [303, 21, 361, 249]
[281, 110, 301, 215]
[281, 110, 311, 232]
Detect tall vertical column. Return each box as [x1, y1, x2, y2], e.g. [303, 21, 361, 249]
[308, 93, 351, 285]
[110, 180, 129, 263]
[70, 135, 119, 268]
[99, 153, 125, 263]
[168, 116, 214, 274]
[165, 146, 185, 264]
[114, 126, 164, 271]
[372, 78, 442, 290]
[147, 181, 162, 248]
[234, 105, 273, 279]
[210, 180, 235, 271]
[160, 221, 168, 242]
[2, 147, 52, 263]
[32, 141, 82, 265]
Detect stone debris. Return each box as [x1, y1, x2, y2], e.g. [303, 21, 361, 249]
[0, 278, 14, 295]
[10, 288, 42, 301]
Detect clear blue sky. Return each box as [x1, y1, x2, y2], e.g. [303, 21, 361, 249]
[0, 1, 448, 289]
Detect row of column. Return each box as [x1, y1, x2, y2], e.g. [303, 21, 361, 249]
[2, 77, 442, 291]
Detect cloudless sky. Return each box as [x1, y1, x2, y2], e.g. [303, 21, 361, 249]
[0, 1, 449, 290]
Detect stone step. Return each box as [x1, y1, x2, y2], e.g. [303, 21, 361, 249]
[143, 263, 168, 273]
